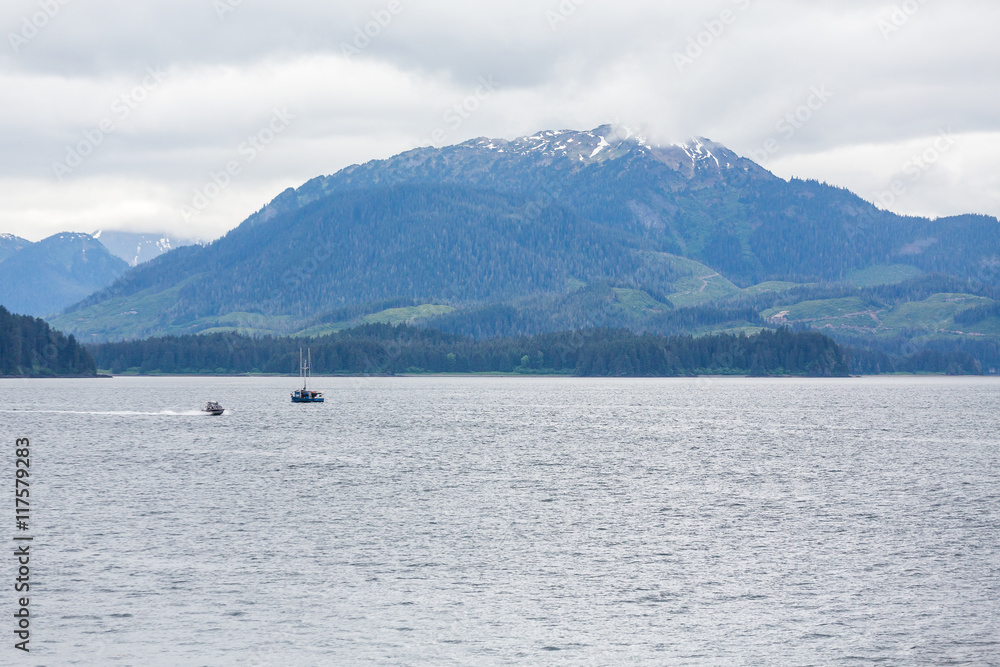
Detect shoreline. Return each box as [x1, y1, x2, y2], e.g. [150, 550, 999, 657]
[0, 373, 113, 379]
[3, 372, 992, 379]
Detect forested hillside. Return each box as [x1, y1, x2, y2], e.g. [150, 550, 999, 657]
[64, 185, 646, 325]
[0, 306, 97, 377]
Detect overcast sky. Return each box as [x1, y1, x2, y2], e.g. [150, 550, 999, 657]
[2, 0, 998, 241]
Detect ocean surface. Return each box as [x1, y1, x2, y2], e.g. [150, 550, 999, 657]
[0, 375, 997, 665]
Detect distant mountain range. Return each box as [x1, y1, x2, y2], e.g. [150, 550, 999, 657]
[0, 231, 199, 318]
[41, 125, 1000, 369]
[0, 233, 128, 317]
[92, 231, 200, 267]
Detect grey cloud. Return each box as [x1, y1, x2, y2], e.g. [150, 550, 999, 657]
[1, 0, 998, 239]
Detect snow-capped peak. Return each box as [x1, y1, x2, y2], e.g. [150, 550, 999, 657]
[465, 124, 645, 163]
[457, 126, 745, 178]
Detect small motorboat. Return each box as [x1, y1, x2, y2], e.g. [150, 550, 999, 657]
[203, 401, 225, 416]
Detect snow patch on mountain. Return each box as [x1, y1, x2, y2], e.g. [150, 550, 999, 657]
[590, 136, 611, 158]
[92, 231, 200, 267]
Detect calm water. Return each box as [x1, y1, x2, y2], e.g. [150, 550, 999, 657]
[1, 376, 998, 665]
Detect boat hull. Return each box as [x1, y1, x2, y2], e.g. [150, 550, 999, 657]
[291, 389, 324, 403]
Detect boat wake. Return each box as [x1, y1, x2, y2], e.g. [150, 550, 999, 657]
[0, 409, 224, 416]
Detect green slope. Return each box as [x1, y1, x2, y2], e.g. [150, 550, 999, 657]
[879, 293, 994, 332]
[846, 264, 923, 287]
[762, 293, 995, 338]
[639, 252, 742, 307]
[294, 304, 456, 337]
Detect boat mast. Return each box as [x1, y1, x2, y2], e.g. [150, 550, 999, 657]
[300, 347, 313, 391]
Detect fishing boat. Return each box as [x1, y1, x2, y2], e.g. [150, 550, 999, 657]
[291, 348, 324, 403]
[203, 401, 225, 416]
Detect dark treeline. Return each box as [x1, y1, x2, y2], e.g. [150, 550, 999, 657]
[839, 332, 993, 375]
[89, 325, 850, 377]
[847, 347, 983, 376]
[924, 338, 1000, 374]
[0, 306, 96, 377]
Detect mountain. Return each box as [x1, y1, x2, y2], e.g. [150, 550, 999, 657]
[0, 233, 31, 262]
[0, 233, 129, 317]
[49, 125, 1000, 365]
[262, 126, 1000, 285]
[93, 230, 200, 267]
